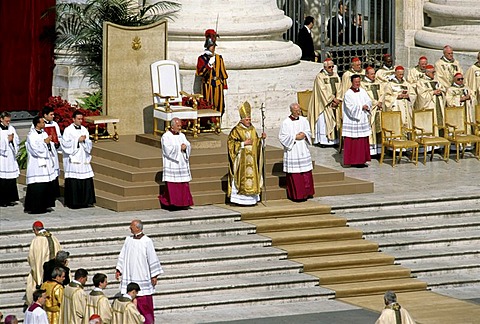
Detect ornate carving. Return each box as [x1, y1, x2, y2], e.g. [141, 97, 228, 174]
[132, 36, 142, 51]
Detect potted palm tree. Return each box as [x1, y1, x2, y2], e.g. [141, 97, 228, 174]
[47, 0, 180, 89]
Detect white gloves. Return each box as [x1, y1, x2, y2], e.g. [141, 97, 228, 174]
[208, 56, 215, 66]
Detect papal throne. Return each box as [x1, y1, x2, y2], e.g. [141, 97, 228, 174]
[151, 60, 221, 137]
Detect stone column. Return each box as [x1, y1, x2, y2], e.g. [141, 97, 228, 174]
[166, 0, 301, 70]
[164, 0, 322, 130]
[414, 0, 480, 70]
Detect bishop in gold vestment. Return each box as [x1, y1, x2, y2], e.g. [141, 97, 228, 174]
[227, 102, 265, 205]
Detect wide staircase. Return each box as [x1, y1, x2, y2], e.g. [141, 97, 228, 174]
[34, 133, 372, 211]
[0, 204, 334, 320]
[332, 195, 480, 291]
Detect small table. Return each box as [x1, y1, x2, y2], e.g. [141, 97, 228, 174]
[84, 115, 120, 143]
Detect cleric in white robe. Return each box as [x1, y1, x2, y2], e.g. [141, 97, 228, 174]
[159, 118, 194, 208]
[24, 116, 57, 214]
[375, 291, 416, 324]
[279, 103, 315, 201]
[342, 74, 372, 167]
[116, 220, 163, 324]
[30, 107, 63, 197]
[0, 111, 20, 207]
[61, 110, 96, 209]
[24, 289, 49, 324]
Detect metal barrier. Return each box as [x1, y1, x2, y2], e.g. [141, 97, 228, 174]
[283, 0, 394, 73]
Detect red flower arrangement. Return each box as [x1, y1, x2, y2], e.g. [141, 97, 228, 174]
[42, 96, 102, 133]
[181, 97, 219, 128]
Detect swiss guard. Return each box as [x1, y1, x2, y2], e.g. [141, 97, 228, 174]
[195, 29, 229, 115]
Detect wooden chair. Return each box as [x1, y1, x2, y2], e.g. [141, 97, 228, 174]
[380, 111, 419, 167]
[297, 90, 312, 117]
[151, 60, 221, 137]
[444, 106, 480, 161]
[412, 109, 450, 164]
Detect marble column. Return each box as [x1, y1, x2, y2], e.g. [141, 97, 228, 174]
[166, 0, 301, 70]
[164, 0, 321, 130]
[415, 0, 480, 52]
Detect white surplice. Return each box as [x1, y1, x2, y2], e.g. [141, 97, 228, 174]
[61, 124, 94, 179]
[278, 116, 313, 173]
[161, 130, 192, 183]
[116, 235, 163, 296]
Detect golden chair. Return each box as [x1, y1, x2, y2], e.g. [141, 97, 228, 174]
[444, 106, 480, 161]
[380, 111, 419, 167]
[151, 60, 221, 137]
[412, 109, 450, 164]
[297, 90, 312, 117]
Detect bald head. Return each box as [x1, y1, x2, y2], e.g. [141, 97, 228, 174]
[443, 45, 454, 61]
[129, 219, 143, 235]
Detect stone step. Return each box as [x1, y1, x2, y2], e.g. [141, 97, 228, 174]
[277, 239, 379, 258]
[245, 215, 347, 232]
[322, 278, 427, 298]
[420, 274, 480, 288]
[0, 222, 258, 256]
[291, 252, 395, 272]
[382, 245, 480, 261]
[406, 258, 480, 276]
[0, 242, 287, 270]
[341, 205, 480, 224]
[154, 287, 333, 312]
[331, 194, 480, 214]
[0, 273, 322, 311]
[157, 273, 319, 297]
[368, 229, 480, 249]
[0, 206, 239, 235]
[358, 215, 480, 236]
[308, 265, 413, 285]
[91, 142, 284, 169]
[264, 227, 364, 245]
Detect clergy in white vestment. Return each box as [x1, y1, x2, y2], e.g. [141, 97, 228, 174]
[25, 221, 61, 306]
[307, 58, 342, 146]
[279, 103, 315, 201]
[375, 53, 396, 85]
[40, 106, 62, 197]
[85, 273, 112, 324]
[375, 291, 416, 324]
[159, 117, 194, 209]
[111, 282, 145, 324]
[116, 219, 163, 324]
[24, 116, 57, 214]
[61, 110, 96, 209]
[465, 52, 480, 103]
[446, 73, 477, 135]
[434, 45, 463, 90]
[0, 111, 20, 207]
[342, 74, 372, 167]
[361, 67, 384, 155]
[24, 289, 49, 324]
[383, 66, 416, 129]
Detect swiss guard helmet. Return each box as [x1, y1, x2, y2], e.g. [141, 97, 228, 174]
[204, 29, 218, 48]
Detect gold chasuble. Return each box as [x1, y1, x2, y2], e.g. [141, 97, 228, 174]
[227, 123, 263, 197]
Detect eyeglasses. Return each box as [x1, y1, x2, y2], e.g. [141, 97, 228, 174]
[326, 66, 334, 69]
[457, 78, 464, 81]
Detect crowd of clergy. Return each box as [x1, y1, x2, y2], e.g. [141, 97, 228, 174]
[307, 45, 480, 167]
[0, 108, 96, 213]
[23, 220, 161, 324]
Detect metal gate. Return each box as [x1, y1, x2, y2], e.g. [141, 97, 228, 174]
[283, 0, 395, 73]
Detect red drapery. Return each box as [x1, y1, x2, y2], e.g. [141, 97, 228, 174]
[0, 0, 55, 112]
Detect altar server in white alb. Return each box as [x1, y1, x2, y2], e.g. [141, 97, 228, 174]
[279, 103, 315, 201]
[342, 74, 372, 167]
[0, 111, 20, 207]
[41, 106, 62, 197]
[61, 110, 95, 209]
[24, 116, 57, 214]
[116, 219, 163, 324]
[159, 117, 194, 209]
